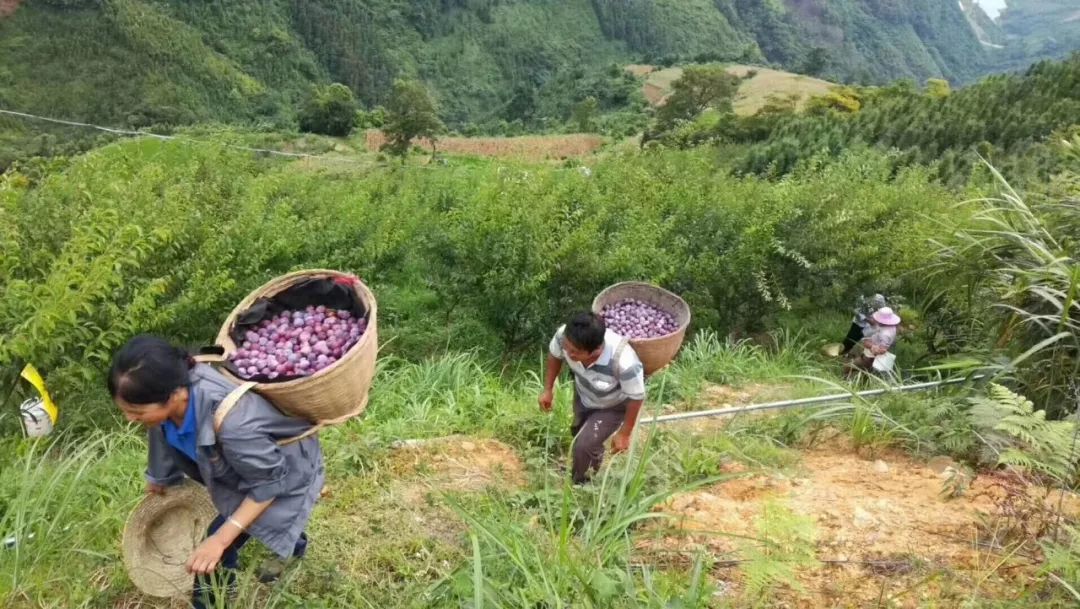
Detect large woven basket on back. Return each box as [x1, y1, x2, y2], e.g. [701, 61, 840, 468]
[592, 282, 691, 376]
[213, 269, 377, 424]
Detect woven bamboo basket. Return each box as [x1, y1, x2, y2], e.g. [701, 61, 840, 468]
[592, 282, 691, 376]
[213, 269, 377, 424]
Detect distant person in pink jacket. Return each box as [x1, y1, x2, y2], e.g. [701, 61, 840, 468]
[846, 307, 901, 376]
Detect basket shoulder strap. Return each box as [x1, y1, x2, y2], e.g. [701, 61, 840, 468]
[212, 382, 320, 447]
[213, 382, 258, 435]
[612, 337, 629, 378]
[193, 354, 227, 364]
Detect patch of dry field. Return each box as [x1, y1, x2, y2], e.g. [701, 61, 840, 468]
[630, 63, 836, 116]
[364, 130, 604, 161]
[639, 437, 1080, 608]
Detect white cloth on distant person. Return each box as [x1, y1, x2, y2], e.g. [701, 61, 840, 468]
[865, 325, 897, 351]
[862, 325, 898, 371]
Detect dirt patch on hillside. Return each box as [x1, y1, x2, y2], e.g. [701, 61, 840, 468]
[626, 64, 657, 77]
[364, 130, 604, 161]
[664, 382, 797, 433]
[727, 65, 835, 115]
[643, 82, 668, 105]
[699, 383, 793, 408]
[640, 444, 1079, 607]
[629, 63, 835, 116]
[0, 0, 21, 18]
[314, 436, 525, 588]
[635, 66, 684, 106]
[387, 435, 526, 498]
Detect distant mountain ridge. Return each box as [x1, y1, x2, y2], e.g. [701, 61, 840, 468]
[0, 0, 1068, 139]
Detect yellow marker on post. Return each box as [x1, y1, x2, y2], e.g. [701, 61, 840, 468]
[19, 363, 58, 438]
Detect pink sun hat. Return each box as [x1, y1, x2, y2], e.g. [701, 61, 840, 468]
[872, 307, 902, 326]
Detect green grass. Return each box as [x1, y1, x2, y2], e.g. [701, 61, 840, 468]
[3, 339, 1079, 607]
[0, 431, 145, 606]
[661, 330, 834, 408]
[0, 351, 736, 608]
[2, 136, 1078, 604]
[0, 337, 787, 607]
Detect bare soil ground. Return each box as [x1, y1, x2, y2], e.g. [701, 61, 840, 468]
[640, 435, 1080, 608]
[0, 0, 21, 18]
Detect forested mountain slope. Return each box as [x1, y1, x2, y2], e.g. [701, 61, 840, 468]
[0, 0, 991, 135]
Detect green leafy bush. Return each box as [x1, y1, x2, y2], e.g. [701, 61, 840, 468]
[298, 83, 359, 136]
[0, 138, 964, 431]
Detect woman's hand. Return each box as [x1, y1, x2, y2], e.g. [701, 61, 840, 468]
[146, 482, 166, 495]
[186, 535, 229, 575]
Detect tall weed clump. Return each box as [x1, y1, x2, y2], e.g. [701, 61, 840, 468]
[932, 146, 1080, 417]
[430, 381, 732, 609]
[0, 431, 144, 606]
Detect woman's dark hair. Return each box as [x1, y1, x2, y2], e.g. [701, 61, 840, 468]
[108, 335, 194, 405]
[564, 311, 606, 352]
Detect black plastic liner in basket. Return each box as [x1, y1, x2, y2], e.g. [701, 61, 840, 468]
[200, 277, 368, 384]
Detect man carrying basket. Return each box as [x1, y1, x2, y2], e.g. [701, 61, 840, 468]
[538, 312, 647, 484]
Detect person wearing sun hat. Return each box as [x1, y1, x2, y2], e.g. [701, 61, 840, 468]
[847, 306, 902, 374]
[109, 335, 323, 608]
[841, 293, 888, 355]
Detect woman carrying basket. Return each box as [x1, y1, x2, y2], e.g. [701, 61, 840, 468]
[109, 335, 323, 608]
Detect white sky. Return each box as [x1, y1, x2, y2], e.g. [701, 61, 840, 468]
[975, 0, 1007, 19]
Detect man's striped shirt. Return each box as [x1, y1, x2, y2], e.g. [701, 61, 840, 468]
[549, 325, 646, 409]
